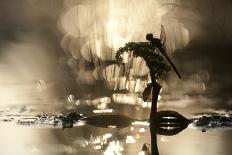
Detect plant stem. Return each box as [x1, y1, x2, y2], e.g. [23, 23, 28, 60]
[149, 73, 161, 155]
[149, 73, 161, 119]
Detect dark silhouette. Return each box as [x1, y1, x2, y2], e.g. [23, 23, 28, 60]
[192, 112, 232, 132]
[81, 114, 134, 128]
[142, 83, 153, 101]
[145, 29, 185, 154]
[147, 77, 190, 154]
[146, 33, 181, 79]
[62, 112, 83, 129]
[147, 110, 191, 155]
[116, 28, 188, 154]
[66, 112, 83, 121]
[61, 113, 134, 129]
[62, 117, 74, 130]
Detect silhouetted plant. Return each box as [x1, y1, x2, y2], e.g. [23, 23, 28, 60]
[116, 42, 171, 79]
[116, 38, 171, 155]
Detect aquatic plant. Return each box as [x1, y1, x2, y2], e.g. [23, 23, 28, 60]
[116, 37, 171, 155]
[116, 42, 171, 80]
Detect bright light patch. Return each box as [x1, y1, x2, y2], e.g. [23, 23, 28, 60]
[126, 135, 136, 144]
[104, 140, 123, 155]
[75, 122, 85, 126]
[103, 133, 113, 139]
[132, 121, 150, 126]
[106, 20, 127, 50]
[138, 151, 146, 155]
[93, 109, 113, 114]
[139, 128, 146, 133]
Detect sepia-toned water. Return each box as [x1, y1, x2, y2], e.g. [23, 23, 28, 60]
[0, 97, 232, 155]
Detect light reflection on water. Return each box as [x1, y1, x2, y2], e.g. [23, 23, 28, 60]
[0, 98, 232, 155]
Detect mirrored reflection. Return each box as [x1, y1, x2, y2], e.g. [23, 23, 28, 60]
[151, 111, 191, 136]
[2, 110, 232, 130]
[0, 111, 189, 155]
[148, 111, 191, 155]
[1, 110, 232, 154]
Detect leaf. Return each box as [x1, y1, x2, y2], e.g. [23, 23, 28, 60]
[82, 114, 134, 128]
[116, 42, 171, 79]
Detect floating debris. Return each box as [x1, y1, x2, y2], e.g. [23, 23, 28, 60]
[192, 112, 232, 131]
